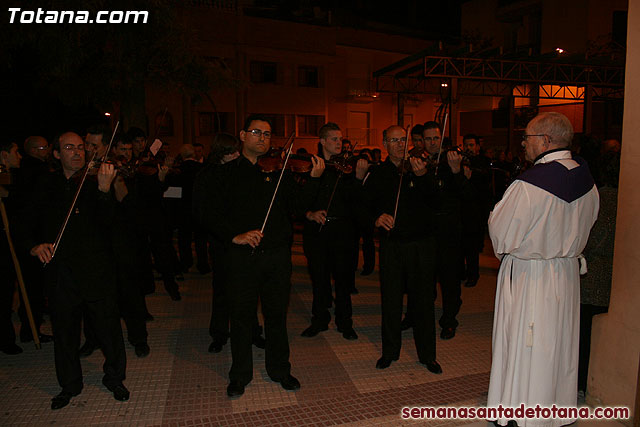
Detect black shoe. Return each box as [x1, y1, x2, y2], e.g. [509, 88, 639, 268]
[440, 327, 456, 340]
[208, 340, 225, 353]
[145, 312, 155, 322]
[376, 356, 394, 369]
[400, 316, 413, 331]
[252, 335, 266, 349]
[227, 381, 245, 397]
[422, 360, 443, 374]
[102, 380, 130, 401]
[301, 324, 328, 338]
[134, 343, 150, 358]
[275, 374, 300, 391]
[337, 327, 358, 340]
[51, 390, 80, 410]
[0, 343, 23, 355]
[78, 342, 98, 358]
[464, 278, 478, 288]
[350, 287, 359, 294]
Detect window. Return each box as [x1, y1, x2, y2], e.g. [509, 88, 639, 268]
[297, 115, 324, 137]
[250, 61, 278, 84]
[298, 66, 319, 87]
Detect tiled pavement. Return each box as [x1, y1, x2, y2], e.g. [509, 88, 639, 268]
[0, 234, 527, 426]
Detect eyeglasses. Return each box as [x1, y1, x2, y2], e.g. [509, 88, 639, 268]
[247, 129, 272, 139]
[522, 134, 547, 141]
[61, 144, 85, 152]
[386, 137, 407, 144]
[33, 146, 49, 150]
[423, 136, 441, 143]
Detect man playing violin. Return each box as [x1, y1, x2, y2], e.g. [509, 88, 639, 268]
[300, 123, 367, 341]
[360, 125, 442, 374]
[401, 121, 465, 341]
[14, 132, 129, 410]
[196, 114, 325, 398]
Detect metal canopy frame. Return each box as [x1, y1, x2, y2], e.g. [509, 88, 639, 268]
[374, 54, 625, 100]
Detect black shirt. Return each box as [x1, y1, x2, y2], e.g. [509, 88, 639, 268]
[361, 159, 438, 242]
[194, 155, 319, 252]
[14, 170, 116, 299]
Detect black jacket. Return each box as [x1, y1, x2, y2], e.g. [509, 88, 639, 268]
[193, 155, 320, 252]
[14, 170, 116, 299]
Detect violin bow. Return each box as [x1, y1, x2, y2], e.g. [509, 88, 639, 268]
[434, 112, 449, 177]
[390, 125, 411, 229]
[317, 141, 359, 233]
[255, 134, 296, 250]
[46, 121, 120, 266]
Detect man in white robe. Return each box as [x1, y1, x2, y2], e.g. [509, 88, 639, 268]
[487, 112, 599, 427]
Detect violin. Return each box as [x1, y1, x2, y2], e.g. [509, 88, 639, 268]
[88, 156, 137, 179]
[256, 148, 353, 174]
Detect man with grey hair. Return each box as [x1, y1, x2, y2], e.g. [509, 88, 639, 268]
[487, 112, 599, 427]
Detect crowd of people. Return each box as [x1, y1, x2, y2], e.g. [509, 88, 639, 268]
[0, 112, 619, 425]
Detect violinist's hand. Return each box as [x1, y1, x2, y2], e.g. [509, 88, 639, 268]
[310, 155, 325, 178]
[355, 158, 370, 180]
[463, 165, 472, 180]
[114, 175, 128, 202]
[232, 230, 263, 248]
[306, 210, 327, 225]
[97, 163, 116, 193]
[31, 243, 54, 264]
[158, 164, 169, 182]
[410, 157, 428, 176]
[375, 213, 394, 231]
[447, 151, 462, 174]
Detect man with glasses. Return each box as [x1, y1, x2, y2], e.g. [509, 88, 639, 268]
[196, 114, 325, 397]
[360, 125, 442, 373]
[15, 132, 129, 410]
[487, 112, 599, 427]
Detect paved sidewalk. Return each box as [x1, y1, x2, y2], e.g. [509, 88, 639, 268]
[1, 234, 502, 426]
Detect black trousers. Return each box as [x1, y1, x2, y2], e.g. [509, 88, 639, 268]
[226, 245, 292, 385]
[461, 230, 483, 282]
[435, 238, 462, 330]
[177, 214, 209, 271]
[50, 266, 126, 394]
[354, 222, 375, 273]
[208, 240, 261, 344]
[303, 227, 355, 329]
[379, 237, 436, 362]
[578, 303, 608, 392]
[138, 213, 179, 294]
[115, 265, 148, 346]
